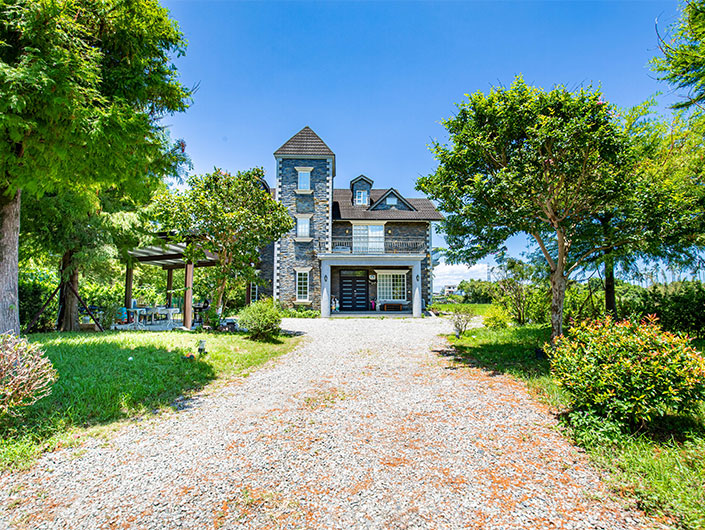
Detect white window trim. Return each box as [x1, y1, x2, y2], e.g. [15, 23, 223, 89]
[377, 271, 408, 302]
[294, 214, 313, 242]
[295, 269, 310, 302]
[355, 189, 369, 205]
[386, 196, 398, 205]
[295, 166, 313, 192]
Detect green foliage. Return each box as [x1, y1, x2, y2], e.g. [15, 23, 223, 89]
[451, 323, 705, 529]
[237, 299, 283, 340]
[483, 304, 512, 330]
[418, 76, 632, 340]
[152, 169, 294, 311]
[0, 330, 299, 469]
[622, 281, 705, 338]
[449, 305, 476, 336]
[566, 410, 624, 448]
[551, 316, 705, 425]
[18, 267, 58, 332]
[278, 305, 320, 318]
[653, 0, 705, 109]
[0, 334, 57, 416]
[457, 279, 493, 304]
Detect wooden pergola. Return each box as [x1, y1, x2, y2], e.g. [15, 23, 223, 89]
[127, 243, 218, 329]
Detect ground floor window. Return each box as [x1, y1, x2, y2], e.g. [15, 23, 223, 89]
[296, 271, 309, 301]
[377, 272, 406, 301]
[250, 282, 260, 302]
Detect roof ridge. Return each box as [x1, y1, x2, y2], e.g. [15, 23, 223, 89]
[274, 126, 335, 157]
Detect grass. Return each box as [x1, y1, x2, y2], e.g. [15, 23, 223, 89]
[0, 330, 300, 471]
[448, 325, 705, 530]
[429, 302, 493, 316]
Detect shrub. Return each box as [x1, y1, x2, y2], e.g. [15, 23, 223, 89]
[550, 316, 705, 425]
[238, 299, 282, 340]
[450, 305, 475, 336]
[18, 268, 59, 332]
[0, 334, 58, 416]
[278, 305, 320, 318]
[483, 305, 512, 330]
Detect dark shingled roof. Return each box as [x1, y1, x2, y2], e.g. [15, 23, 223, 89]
[274, 126, 335, 157]
[333, 189, 443, 221]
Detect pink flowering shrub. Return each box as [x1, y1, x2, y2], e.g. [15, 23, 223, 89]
[0, 334, 57, 416]
[550, 316, 705, 425]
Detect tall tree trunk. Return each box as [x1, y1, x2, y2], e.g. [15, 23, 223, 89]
[58, 250, 80, 332]
[604, 252, 617, 315]
[549, 269, 567, 342]
[0, 188, 21, 334]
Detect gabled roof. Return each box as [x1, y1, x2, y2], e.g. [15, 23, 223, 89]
[333, 189, 443, 221]
[274, 126, 335, 157]
[368, 188, 416, 211]
[350, 175, 374, 190]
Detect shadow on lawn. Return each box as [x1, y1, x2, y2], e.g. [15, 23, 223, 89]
[0, 336, 216, 447]
[435, 325, 552, 381]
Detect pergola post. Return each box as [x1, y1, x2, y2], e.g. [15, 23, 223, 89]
[183, 262, 194, 329]
[166, 268, 173, 307]
[124, 265, 133, 309]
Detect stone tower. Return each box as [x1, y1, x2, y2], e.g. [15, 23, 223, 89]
[273, 126, 335, 308]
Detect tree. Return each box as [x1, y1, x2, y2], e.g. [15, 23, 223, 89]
[152, 169, 294, 313]
[654, 0, 705, 109]
[0, 0, 191, 333]
[456, 279, 493, 304]
[417, 77, 632, 340]
[571, 104, 705, 314]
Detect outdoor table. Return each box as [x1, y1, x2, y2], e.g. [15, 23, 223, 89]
[155, 307, 180, 329]
[126, 307, 147, 329]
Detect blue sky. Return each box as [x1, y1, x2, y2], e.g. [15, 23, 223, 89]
[161, 0, 681, 286]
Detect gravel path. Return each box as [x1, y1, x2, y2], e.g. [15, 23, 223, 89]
[1, 317, 666, 530]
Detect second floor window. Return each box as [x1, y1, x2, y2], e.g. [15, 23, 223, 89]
[352, 224, 384, 253]
[355, 189, 368, 205]
[297, 170, 310, 190]
[296, 217, 310, 238]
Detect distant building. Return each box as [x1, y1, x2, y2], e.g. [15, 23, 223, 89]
[443, 285, 457, 296]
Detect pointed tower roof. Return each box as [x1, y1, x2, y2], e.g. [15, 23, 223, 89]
[274, 126, 335, 157]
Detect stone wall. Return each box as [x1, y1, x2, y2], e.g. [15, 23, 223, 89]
[257, 242, 275, 298]
[276, 157, 332, 308]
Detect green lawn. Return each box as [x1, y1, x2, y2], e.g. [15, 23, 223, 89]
[0, 330, 300, 470]
[449, 326, 705, 530]
[429, 302, 493, 316]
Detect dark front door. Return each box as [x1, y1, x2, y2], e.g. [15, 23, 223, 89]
[340, 270, 368, 311]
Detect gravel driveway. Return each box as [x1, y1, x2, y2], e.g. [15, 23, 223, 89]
[1, 317, 664, 529]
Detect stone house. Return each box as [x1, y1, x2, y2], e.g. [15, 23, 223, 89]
[252, 126, 442, 317]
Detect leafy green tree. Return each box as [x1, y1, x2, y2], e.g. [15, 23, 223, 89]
[152, 169, 294, 313]
[418, 77, 631, 340]
[571, 103, 705, 314]
[456, 279, 493, 304]
[0, 0, 191, 333]
[654, 0, 705, 109]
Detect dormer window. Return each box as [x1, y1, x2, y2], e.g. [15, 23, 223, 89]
[386, 196, 397, 206]
[355, 189, 368, 206]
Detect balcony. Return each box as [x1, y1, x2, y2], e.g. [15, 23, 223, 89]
[322, 236, 426, 255]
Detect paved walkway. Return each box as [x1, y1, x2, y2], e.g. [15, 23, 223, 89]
[1, 318, 662, 529]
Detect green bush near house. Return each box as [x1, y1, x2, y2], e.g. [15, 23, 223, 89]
[483, 304, 512, 329]
[550, 316, 705, 426]
[238, 299, 282, 339]
[448, 324, 705, 529]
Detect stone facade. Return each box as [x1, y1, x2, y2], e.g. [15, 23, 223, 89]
[275, 157, 332, 308]
[256, 126, 441, 315]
